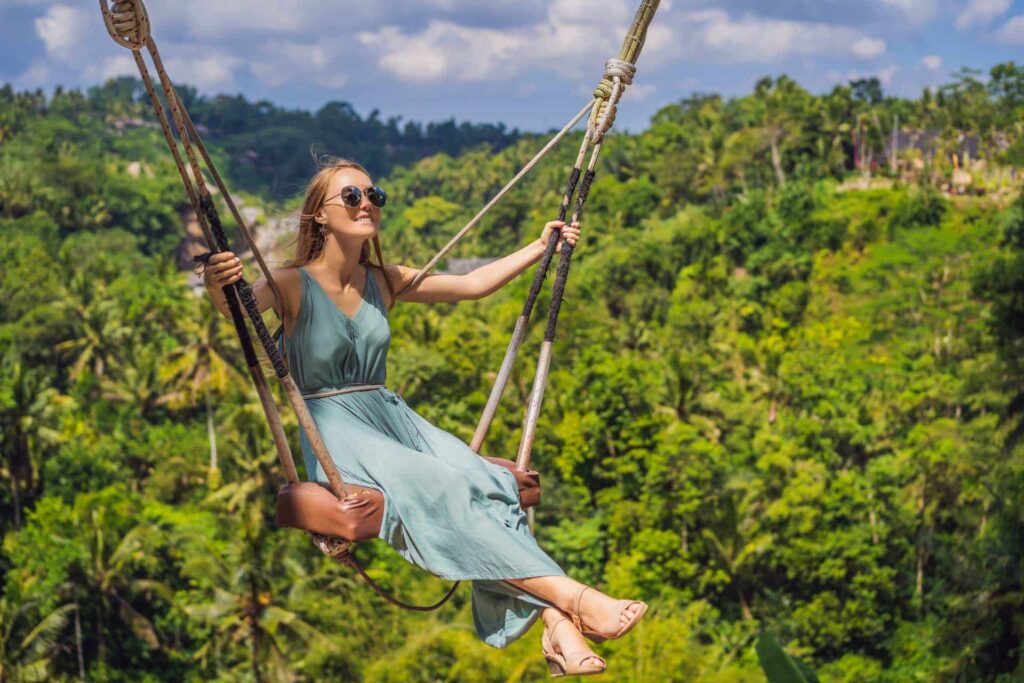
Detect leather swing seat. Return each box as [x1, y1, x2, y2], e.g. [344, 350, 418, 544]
[276, 457, 541, 542]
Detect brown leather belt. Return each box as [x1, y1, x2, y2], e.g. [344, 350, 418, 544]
[301, 384, 385, 400]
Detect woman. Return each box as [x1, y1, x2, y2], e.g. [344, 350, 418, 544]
[203, 158, 647, 677]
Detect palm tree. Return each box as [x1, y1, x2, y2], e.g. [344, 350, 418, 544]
[814, 87, 854, 177]
[751, 76, 810, 188]
[0, 597, 76, 683]
[98, 334, 180, 419]
[55, 271, 132, 383]
[701, 479, 773, 621]
[160, 299, 244, 480]
[0, 354, 70, 528]
[68, 512, 172, 665]
[182, 438, 331, 682]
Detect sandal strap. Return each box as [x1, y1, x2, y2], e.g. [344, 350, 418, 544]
[562, 650, 606, 669]
[571, 585, 590, 632]
[546, 616, 572, 639]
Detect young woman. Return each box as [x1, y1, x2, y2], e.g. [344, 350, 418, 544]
[203, 158, 647, 677]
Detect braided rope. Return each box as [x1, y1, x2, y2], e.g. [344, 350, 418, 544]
[468, 3, 661, 456]
[404, 5, 658, 286]
[98, 0, 660, 610]
[403, 100, 593, 293]
[310, 535, 461, 611]
[97, 0, 350, 501]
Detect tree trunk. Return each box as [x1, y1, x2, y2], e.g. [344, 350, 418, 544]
[75, 602, 86, 682]
[250, 621, 263, 683]
[10, 468, 20, 529]
[915, 476, 927, 611]
[248, 579, 265, 683]
[10, 435, 34, 529]
[737, 585, 753, 621]
[205, 388, 218, 476]
[770, 130, 786, 187]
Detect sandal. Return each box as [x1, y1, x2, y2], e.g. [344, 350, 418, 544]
[569, 586, 649, 644]
[541, 617, 606, 678]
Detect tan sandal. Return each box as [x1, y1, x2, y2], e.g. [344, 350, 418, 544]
[541, 617, 606, 678]
[569, 586, 649, 644]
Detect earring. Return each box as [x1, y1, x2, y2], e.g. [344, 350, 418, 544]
[316, 220, 326, 237]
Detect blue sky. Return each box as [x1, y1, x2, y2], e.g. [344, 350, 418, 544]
[3, 0, 1024, 132]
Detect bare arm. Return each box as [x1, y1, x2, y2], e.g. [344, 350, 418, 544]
[202, 251, 296, 322]
[390, 220, 581, 304]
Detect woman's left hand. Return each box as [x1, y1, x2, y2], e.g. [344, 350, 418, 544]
[539, 221, 581, 253]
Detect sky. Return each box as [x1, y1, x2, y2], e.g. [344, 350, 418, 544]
[3, 0, 1024, 132]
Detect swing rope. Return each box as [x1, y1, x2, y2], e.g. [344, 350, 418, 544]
[96, 0, 660, 612]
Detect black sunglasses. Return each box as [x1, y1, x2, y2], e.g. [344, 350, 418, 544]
[324, 185, 388, 209]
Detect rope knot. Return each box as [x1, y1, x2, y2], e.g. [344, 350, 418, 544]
[589, 59, 636, 142]
[100, 0, 151, 50]
[311, 533, 352, 558]
[604, 58, 636, 85]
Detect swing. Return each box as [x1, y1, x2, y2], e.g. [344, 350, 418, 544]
[97, 0, 660, 611]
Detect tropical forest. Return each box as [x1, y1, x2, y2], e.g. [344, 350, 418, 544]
[1, 64, 1023, 681]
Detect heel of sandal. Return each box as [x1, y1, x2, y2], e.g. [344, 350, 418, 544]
[546, 656, 566, 677]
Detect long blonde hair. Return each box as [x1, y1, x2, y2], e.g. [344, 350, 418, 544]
[284, 157, 397, 309]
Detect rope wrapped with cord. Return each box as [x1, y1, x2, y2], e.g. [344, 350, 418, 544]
[96, 0, 350, 501]
[98, 0, 660, 609]
[588, 0, 658, 141]
[97, 0, 475, 612]
[589, 58, 636, 142]
[473, 1, 661, 462]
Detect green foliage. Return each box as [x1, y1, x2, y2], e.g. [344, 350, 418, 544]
[757, 633, 820, 683]
[3, 69, 1024, 681]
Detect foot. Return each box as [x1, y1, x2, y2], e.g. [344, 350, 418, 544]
[542, 615, 605, 675]
[570, 586, 648, 643]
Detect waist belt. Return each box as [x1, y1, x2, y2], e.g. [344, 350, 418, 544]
[301, 384, 385, 400]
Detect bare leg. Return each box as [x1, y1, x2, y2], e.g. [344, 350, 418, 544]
[540, 606, 604, 670]
[505, 575, 645, 636]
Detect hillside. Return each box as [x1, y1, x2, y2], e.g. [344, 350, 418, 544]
[1, 70, 1023, 681]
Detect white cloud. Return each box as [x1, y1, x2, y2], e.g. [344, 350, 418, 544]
[360, 5, 890, 86]
[876, 0, 938, 24]
[359, 0, 650, 84]
[920, 54, 942, 70]
[34, 4, 91, 65]
[623, 82, 656, 101]
[163, 53, 241, 90]
[853, 37, 888, 59]
[955, 0, 1012, 30]
[680, 10, 887, 63]
[996, 15, 1024, 42]
[361, 21, 524, 83]
[250, 41, 349, 89]
[23, 1, 244, 93]
[828, 64, 898, 87]
[180, 0, 304, 37]
[13, 60, 51, 89]
[83, 54, 138, 82]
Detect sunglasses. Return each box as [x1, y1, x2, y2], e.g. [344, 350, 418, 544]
[324, 185, 388, 209]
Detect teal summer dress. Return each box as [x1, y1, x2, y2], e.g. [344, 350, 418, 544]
[282, 264, 565, 648]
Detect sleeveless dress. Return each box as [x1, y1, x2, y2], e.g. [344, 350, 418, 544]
[282, 265, 565, 648]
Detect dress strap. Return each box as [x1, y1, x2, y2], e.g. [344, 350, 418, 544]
[364, 263, 383, 310]
[279, 266, 313, 362]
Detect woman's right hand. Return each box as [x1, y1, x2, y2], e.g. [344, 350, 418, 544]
[203, 251, 243, 288]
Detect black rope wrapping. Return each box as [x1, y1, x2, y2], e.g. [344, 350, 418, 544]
[543, 169, 596, 342]
[557, 167, 582, 223]
[194, 241, 261, 369]
[225, 282, 260, 369]
[519, 167, 582, 318]
[544, 242, 574, 342]
[572, 169, 598, 223]
[200, 195, 289, 378]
